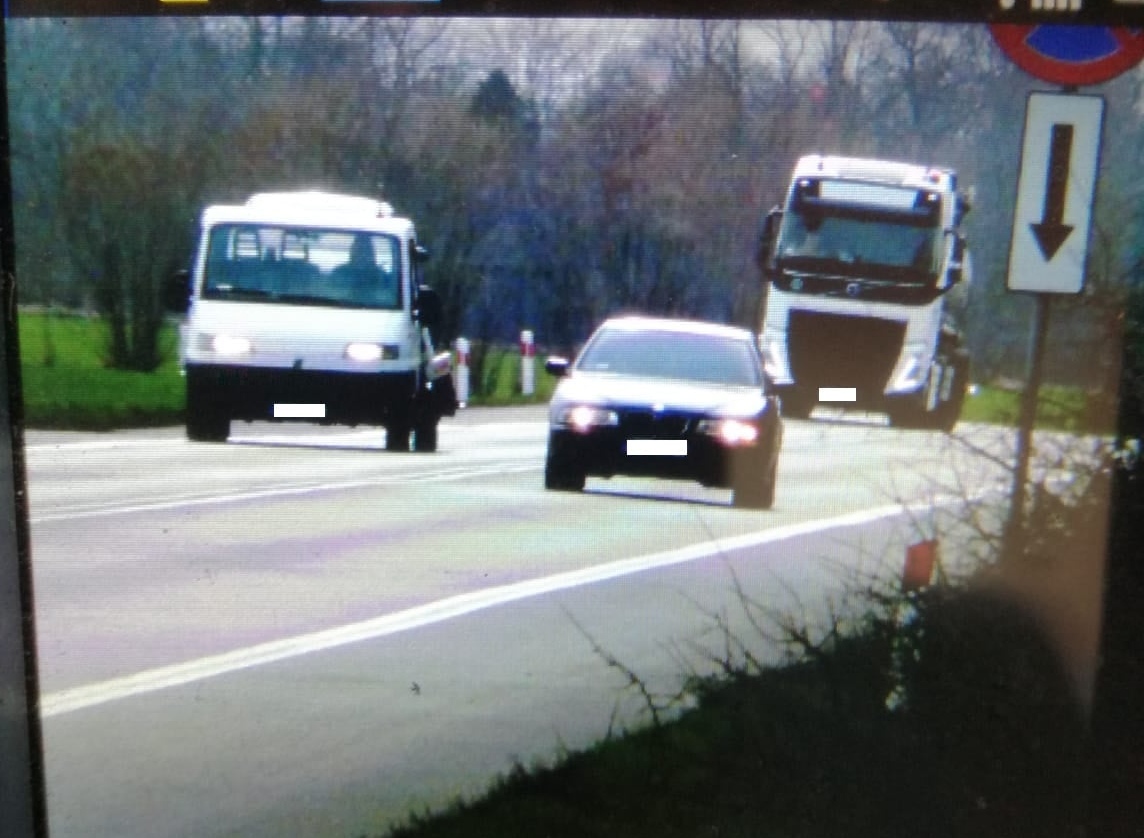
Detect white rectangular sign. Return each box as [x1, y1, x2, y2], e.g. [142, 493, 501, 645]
[1007, 92, 1104, 294]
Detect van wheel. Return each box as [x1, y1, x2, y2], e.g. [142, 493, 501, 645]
[386, 423, 411, 452]
[413, 419, 438, 453]
[186, 401, 229, 443]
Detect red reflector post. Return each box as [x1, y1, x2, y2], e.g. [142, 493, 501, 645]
[902, 539, 938, 592]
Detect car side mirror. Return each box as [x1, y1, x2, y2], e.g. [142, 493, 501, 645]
[545, 356, 570, 377]
[165, 269, 191, 314]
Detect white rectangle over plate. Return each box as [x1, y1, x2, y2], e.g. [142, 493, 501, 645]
[627, 439, 687, 457]
[819, 388, 857, 402]
[274, 403, 326, 419]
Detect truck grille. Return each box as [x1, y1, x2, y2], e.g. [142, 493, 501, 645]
[788, 311, 905, 396]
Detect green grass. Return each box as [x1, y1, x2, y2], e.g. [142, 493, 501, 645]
[17, 311, 184, 430]
[468, 346, 558, 407]
[382, 591, 1088, 838]
[961, 383, 1099, 433]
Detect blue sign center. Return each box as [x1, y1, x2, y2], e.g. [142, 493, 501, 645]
[1025, 26, 1120, 62]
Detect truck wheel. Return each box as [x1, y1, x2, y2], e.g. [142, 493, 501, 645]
[412, 419, 438, 453]
[386, 423, 411, 452]
[935, 352, 970, 434]
[780, 390, 814, 420]
[186, 397, 229, 443]
[887, 400, 927, 430]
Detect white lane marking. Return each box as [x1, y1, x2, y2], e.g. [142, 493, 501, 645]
[30, 463, 539, 523]
[39, 496, 976, 718]
[24, 421, 547, 453]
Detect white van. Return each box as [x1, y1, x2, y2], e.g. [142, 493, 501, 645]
[168, 191, 456, 451]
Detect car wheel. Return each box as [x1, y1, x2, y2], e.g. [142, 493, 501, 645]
[544, 437, 586, 492]
[386, 422, 411, 452]
[732, 456, 776, 510]
[186, 391, 229, 443]
[412, 419, 438, 453]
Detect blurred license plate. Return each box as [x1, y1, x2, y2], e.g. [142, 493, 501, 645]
[627, 439, 687, 456]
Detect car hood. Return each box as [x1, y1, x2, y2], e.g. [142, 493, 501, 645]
[552, 373, 767, 417]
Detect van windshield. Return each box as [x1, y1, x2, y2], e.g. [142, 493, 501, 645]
[202, 225, 402, 310]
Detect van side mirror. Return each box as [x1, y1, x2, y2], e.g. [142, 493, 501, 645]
[415, 285, 442, 329]
[757, 207, 783, 281]
[165, 269, 191, 314]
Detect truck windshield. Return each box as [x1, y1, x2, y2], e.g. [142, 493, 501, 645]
[202, 225, 402, 310]
[776, 195, 941, 283]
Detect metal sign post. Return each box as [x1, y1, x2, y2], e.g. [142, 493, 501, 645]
[990, 24, 1135, 560]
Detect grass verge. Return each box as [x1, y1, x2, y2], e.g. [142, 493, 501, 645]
[383, 584, 1089, 838]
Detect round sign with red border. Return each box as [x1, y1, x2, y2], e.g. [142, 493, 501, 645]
[990, 25, 1144, 86]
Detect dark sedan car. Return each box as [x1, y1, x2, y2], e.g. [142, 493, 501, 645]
[543, 317, 783, 509]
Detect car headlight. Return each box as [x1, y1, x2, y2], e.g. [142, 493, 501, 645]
[209, 334, 253, 357]
[555, 405, 619, 432]
[345, 342, 400, 362]
[697, 418, 760, 446]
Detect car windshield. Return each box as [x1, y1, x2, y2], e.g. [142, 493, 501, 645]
[576, 327, 761, 387]
[202, 225, 402, 309]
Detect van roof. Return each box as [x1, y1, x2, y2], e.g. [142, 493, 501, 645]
[202, 191, 413, 234]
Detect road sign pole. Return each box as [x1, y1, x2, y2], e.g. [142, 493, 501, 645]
[1003, 293, 1051, 561]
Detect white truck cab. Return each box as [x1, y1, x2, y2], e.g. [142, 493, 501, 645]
[757, 155, 972, 431]
[168, 191, 456, 450]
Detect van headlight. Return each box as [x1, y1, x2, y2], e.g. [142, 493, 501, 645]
[209, 334, 253, 357]
[345, 343, 400, 362]
[554, 405, 619, 432]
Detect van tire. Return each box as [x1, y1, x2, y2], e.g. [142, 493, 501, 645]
[187, 409, 229, 443]
[413, 419, 438, 453]
[386, 423, 411, 452]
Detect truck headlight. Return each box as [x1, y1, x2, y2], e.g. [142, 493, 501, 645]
[894, 343, 932, 389]
[555, 405, 619, 432]
[697, 418, 760, 446]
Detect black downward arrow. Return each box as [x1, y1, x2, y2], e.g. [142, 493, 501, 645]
[1031, 123, 1074, 262]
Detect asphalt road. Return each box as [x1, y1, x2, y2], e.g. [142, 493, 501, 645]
[25, 407, 1013, 837]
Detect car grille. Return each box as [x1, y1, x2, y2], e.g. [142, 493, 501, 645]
[617, 410, 692, 439]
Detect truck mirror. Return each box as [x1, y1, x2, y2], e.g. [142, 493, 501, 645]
[416, 285, 443, 329]
[757, 207, 783, 280]
[413, 244, 430, 263]
[165, 269, 191, 314]
[947, 234, 967, 284]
